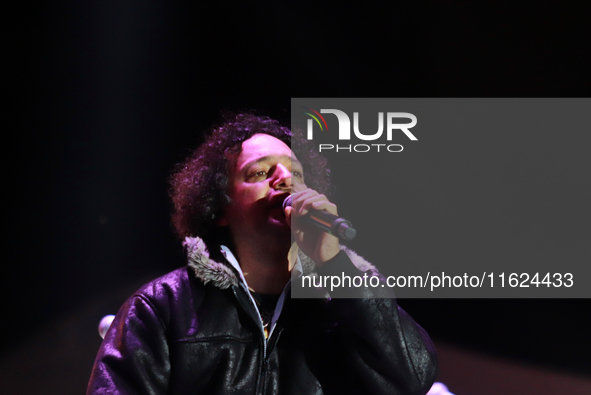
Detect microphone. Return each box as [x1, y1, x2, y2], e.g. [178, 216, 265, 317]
[283, 195, 357, 241]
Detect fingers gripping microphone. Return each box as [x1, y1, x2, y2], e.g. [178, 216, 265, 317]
[283, 195, 357, 241]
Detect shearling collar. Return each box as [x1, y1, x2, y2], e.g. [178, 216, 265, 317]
[183, 236, 376, 290]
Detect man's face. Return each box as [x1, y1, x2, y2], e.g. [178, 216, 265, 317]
[222, 133, 305, 241]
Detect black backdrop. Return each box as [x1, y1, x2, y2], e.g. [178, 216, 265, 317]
[4, 1, 590, 392]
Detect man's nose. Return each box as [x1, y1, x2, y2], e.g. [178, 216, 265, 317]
[272, 163, 292, 190]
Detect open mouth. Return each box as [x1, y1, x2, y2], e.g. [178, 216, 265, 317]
[269, 192, 291, 208]
[266, 192, 291, 226]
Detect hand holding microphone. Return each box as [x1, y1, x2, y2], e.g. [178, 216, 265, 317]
[283, 194, 356, 241]
[282, 188, 345, 265]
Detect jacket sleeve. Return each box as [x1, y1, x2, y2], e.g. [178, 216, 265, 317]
[315, 251, 438, 395]
[87, 294, 171, 395]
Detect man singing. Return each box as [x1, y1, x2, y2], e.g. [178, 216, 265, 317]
[87, 113, 437, 394]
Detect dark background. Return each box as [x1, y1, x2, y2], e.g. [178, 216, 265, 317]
[4, 1, 590, 393]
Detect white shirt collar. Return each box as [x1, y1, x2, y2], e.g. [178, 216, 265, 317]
[220, 244, 303, 286]
[219, 243, 302, 340]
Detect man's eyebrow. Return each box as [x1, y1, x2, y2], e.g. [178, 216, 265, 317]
[242, 155, 301, 172]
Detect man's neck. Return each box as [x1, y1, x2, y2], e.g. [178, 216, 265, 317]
[231, 236, 291, 294]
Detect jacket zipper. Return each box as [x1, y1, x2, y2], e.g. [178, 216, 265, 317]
[232, 286, 267, 355]
[232, 286, 267, 394]
[266, 327, 284, 357]
[232, 285, 288, 393]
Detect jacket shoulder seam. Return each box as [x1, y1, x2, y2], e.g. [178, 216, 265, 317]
[131, 293, 168, 331]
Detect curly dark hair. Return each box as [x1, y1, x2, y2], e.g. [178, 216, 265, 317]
[170, 112, 331, 256]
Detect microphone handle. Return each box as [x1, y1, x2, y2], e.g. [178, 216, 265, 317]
[307, 210, 357, 241]
[283, 196, 356, 241]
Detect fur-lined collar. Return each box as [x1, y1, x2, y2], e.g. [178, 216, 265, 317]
[183, 237, 376, 290]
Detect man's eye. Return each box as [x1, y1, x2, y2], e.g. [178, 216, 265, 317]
[254, 170, 267, 177]
[292, 171, 303, 178]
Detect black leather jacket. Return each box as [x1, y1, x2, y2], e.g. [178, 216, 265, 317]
[87, 239, 437, 395]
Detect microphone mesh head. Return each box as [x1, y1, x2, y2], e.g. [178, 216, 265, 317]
[282, 195, 292, 210]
